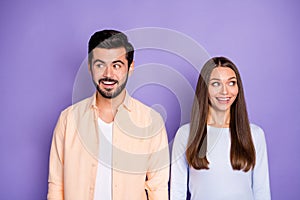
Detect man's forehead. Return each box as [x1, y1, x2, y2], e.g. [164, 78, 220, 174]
[91, 47, 126, 61]
[93, 47, 126, 54]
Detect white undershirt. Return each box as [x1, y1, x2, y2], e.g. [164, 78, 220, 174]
[94, 118, 113, 200]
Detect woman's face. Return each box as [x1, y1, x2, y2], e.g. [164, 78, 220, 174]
[208, 66, 239, 113]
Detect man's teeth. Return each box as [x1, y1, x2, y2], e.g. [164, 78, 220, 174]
[103, 81, 115, 85]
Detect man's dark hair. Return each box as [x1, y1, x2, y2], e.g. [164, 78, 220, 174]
[88, 29, 134, 67]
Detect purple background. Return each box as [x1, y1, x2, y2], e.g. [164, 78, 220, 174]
[1, 0, 299, 199]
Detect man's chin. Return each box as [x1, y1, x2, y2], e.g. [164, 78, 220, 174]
[99, 91, 114, 99]
[97, 87, 122, 99]
[96, 79, 127, 99]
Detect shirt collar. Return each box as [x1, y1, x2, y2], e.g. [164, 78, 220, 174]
[90, 90, 132, 112]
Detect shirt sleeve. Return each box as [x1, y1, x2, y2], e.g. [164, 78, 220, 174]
[47, 112, 65, 200]
[251, 125, 271, 200]
[145, 120, 170, 200]
[170, 124, 190, 200]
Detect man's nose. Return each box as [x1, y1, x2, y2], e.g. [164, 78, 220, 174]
[103, 65, 113, 77]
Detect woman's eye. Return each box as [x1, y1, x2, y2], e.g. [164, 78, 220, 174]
[211, 82, 220, 87]
[228, 81, 236, 86]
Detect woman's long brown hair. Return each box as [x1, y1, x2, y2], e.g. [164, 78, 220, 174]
[186, 56, 256, 172]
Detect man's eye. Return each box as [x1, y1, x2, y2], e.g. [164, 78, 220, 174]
[113, 64, 121, 69]
[96, 64, 104, 68]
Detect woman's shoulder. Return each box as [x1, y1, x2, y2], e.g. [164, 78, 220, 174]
[250, 123, 265, 135]
[177, 123, 190, 133]
[250, 123, 267, 146]
[173, 123, 190, 146]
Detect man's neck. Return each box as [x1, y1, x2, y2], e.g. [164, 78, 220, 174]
[95, 91, 126, 123]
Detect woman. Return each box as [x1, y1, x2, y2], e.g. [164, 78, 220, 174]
[171, 57, 271, 200]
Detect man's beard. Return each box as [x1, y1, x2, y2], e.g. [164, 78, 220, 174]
[95, 74, 129, 99]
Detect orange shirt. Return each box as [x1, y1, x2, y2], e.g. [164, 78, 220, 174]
[47, 91, 170, 200]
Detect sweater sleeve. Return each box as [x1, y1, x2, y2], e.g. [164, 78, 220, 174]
[170, 124, 190, 200]
[251, 124, 271, 200]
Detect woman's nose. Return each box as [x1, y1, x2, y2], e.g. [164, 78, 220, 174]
[220, 84, 228, 94]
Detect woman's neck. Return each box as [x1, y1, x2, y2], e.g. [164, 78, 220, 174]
[207, 107, 230, 128]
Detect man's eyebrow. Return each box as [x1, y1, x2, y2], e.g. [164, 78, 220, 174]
[112, 60, 125, 65]
[92, 59, 105, 65]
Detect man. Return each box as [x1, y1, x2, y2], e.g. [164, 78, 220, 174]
[47, 30, 169, 200]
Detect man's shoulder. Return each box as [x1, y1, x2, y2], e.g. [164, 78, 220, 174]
[129, 97, 161, 118]
[122, 96, 166, 138]
[129, 96, 150, 109]
[60, 96, 93, 117]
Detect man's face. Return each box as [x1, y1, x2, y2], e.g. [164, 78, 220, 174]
[90, 47, 133, 99]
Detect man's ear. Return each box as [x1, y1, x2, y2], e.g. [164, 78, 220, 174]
[88, 59, 93, 75]
[88, 52, 93, 74]
[128, 61, 134, 76]
[88, 63, 91, 73]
